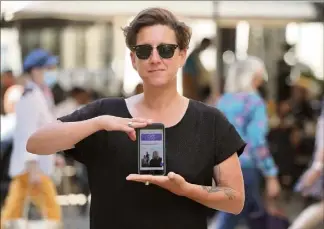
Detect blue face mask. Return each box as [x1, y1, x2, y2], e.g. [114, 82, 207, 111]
[44, 71, 58, 87]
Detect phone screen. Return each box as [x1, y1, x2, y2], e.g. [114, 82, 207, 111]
[139, 128, 165, 175]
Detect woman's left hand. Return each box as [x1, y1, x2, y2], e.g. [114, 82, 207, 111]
[126, 172, 191, 196]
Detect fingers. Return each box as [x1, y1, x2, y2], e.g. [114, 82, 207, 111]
[127, 173, 180, 182]
[131, 118, 153, 124]
[126, 174, 167, 184]
[127, 131, 136, 141]
[126, 174, 154, 183]
[120, 118, 153, 138]
[122, 118, 152, 129]
[118, 121, 146, 132]
[128, 122, 150, 129]
[120, 125, 134, 133]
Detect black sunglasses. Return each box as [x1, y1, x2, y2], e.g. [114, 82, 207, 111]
[132, 44, 179, 60]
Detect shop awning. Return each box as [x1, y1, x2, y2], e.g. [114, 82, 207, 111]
[2, 1, 318, 23]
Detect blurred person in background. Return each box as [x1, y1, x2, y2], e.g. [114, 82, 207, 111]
[54, 86, 93, 216]
[1, 69, 15, 89]
[134, 82, 144, 95]
[287, 76, 317, 131]
[1, 69, 16, 114]
[1, 84, 24, 147]
[276, 43, 294, 103]
[0, 84, 24, 208]
[271, 76, 318, 191]
[1, 49, 61, 228]
[55, 86, 93, 118]
[182, 38, 212, 101]
[289, 101, 324, 229]
[51, 80, 68, 106]
[27, 8, 246, 229]
[214, 56, 281, 229]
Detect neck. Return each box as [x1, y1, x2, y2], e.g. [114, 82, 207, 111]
[142, 81, 180, 110]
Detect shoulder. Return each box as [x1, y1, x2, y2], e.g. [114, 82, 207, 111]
[93, 96, 122, 106]
[22, 83, 37, 97]
[94, 97, 127, 115]
[20, 82, 48, 103]
[18, 84, 43, 107]
[248, 93, 264, 106]
[63, 97, 125, 118]
[190, 100, 228, 125]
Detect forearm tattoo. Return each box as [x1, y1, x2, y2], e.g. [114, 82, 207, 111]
[200, 165, 236, 200]
[201, 186, 236, 200]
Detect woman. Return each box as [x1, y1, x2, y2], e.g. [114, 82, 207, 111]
[289, 102, 324, 229]
[215, 57, 281, 229]
[26, 8, 246, 229]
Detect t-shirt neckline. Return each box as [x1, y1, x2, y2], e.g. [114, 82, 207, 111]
[122, 98, 192, 129]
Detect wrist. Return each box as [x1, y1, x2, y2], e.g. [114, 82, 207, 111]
[183, 182, 199, 199]
[92, 116, 104, 131]
[266, 176, 277, 181]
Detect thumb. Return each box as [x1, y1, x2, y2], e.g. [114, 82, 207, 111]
[127, 130, 136, 141]
[168, 172, 183, 184]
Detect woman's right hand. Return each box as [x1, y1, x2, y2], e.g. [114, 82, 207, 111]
[95, 115, 152, 141]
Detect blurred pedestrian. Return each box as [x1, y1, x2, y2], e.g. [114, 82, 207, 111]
[1, 69, 16, 114]
[182, 38, 212, 101]
[214, 56, 281, 229]
[290, 102, 324, 229]
[134, 82, 144, 95]
[1, 49, 61, 228]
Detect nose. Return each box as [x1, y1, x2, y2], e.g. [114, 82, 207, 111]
[149, 48, 162, 63]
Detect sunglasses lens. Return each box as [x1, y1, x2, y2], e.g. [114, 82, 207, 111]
[135, 45, 153, 60]
[157, 44, 177, 59]
[134, 44, 178, 59]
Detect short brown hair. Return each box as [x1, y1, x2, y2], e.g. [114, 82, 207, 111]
[122, 8, 192, 51]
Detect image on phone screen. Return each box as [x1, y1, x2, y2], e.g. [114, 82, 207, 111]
[139, 128, 165, 175]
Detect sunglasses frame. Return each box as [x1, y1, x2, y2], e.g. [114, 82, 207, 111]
[131, 44, 179, 60]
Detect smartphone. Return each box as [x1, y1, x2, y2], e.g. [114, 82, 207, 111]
[137, 123, 166, 175]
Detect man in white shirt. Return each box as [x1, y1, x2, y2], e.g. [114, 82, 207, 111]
[1, 49, 62, 227]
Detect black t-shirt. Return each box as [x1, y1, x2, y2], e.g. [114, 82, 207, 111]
[58, 98, 246, 229]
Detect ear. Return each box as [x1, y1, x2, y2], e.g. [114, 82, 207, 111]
[130, 51, 137, 71]
[178, 49, 188, 68]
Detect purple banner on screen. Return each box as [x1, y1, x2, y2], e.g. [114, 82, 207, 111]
[141, 133, 162, 141]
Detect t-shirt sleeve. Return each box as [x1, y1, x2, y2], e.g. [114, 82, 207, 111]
[57, 99, 102, 165]
[214, 110, 246, 165]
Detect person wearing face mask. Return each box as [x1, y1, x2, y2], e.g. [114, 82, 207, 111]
[214, 56, 281, 229]
[1, 49, 62, 228]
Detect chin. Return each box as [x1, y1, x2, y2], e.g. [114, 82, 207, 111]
[144, 75, 172, 87]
